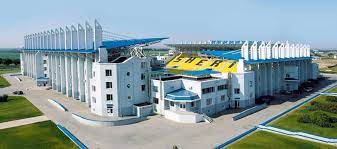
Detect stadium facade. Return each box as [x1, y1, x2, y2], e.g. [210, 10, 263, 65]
[20, 21, 319, 123]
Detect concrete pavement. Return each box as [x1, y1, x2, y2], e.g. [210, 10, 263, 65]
[0, 116, 49, 130]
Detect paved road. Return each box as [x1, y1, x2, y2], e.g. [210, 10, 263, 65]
[0, 116, 49, 130]
[1, 74, 337, 149]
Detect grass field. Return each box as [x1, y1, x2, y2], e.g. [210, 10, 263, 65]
[328, 86, 337, 93]
[0, 76, 10, 88]
[227, 131, 336, 149]
[0, 65, 20, 75]
[0, 96, 43, 123]
[320, 65, 337, 74]
[0, 120, 77, 149]
[270, 94, 337, 138]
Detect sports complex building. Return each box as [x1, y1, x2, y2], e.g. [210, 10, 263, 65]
[20, 21, 319, 123]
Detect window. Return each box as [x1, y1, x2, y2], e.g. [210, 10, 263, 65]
[126, 72, 130, 76]
[44, 74, 47, 77]
[234, 88, 240, 94]
[107, 104, 113, 113]
[92, 97, 96, 103]
[179, 103, 185, 108]
[106, 94, 113, 101]
[206, 98, 212, 105]
[92, 85, 96, 92]
[44, 67, 47, 71]
[43, 60, 47, 64]
[127, 84, 131, 88]
[153, 97, 159, 104]
[141, 73, 145, 80]
[106, 82, 112, 88]
[93, 71, 95, 77]
[217, 85, 226, 91]
[191, 102, 195, 107]
[249, 81, 253, 87]
[170, 101, 174, 106]
[141, 62, 147, 69]
[153, 86, 158, 92]
[221, 95, 226, 101]
[202, 87, 214, 94]
[105, 69, 112, 76]
[141, 85, 146, 91]
[286, 74, 290, 78]
[128, 96, 132, 100]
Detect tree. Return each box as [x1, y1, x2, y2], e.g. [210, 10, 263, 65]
[13, 59, 20, 65]
[3, 59, 12, 65]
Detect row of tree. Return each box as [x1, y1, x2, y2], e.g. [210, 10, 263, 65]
[0, 58, 20, 65]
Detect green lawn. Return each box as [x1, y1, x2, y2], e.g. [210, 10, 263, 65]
[0, 120, 77, 149]
[227, 131, 336, 149]
[0, 76, 10, 88]
[0, 96, 43, 123]
[270, 95, 337, 138]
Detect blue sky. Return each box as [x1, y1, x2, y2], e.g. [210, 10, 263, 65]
[1, 0, 337, 49]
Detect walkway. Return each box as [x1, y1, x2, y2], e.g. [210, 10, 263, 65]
[0, 116, 49, 130]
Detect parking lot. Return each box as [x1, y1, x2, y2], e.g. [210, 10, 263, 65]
[1, 73, 337, 149]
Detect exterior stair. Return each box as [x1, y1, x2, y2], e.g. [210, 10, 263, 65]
[201, 113, 214, 123]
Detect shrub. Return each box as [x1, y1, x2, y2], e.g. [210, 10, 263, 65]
[309, 111, 333, 128]
[0, 94, 8, 102]
[326, 96, 337, 102]
[330, 117, 337, 123]
[310, 101, 318, 106]
[2, 94, 8, 102]
[297, 114, 311, 123]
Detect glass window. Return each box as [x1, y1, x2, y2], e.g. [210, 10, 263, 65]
[191, 102, 195, 107]
[92, 85, 96, 91]
[170, 101, 174, 106]
[128, 96, 132, 100]
[202, 87, 214, 94]
[126, 72, 130, 76]
[141, 85, 146, 91]
[107, 104, 113, 113]
[221, 95, 226, 101]
[234, 88, 240, 94]
[106, 94, 113, 101]
[153, 97, 159, 104]
[206, 98, 212, 105]
[141, 73, 145, 80]
[105, 69, 112, 76]
[92, 97, 96, 103]
[217, 84, 226, 91]
[106, 82, 112, 88]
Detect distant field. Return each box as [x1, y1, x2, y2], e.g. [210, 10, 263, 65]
[320, 65, 337, 74]
[0, 120, 77, 149]
[0, 96, 43, 123]
[227, 131, 336, 149]
[0, 50, 20, 60]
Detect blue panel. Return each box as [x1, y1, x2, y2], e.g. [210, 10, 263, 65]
[102, 37, 168, 49]
[200, 50, 242, 60]
[182, 69, 219, 77]
[22, 49, 97, 54]
[166, 89, 199, 101]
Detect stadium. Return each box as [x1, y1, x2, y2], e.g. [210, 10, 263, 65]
[20, 21, 319, 123]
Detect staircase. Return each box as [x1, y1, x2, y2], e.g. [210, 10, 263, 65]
[201, 113, 214, 123]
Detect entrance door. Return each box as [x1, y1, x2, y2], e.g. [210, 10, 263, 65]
[235, 101, 238, 108]
[179, 103, 186, 111]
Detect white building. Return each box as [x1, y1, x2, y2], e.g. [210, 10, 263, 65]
[20, 21, 319, 124]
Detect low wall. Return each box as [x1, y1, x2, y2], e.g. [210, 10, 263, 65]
[258, 125, 337, 144]
[233, 103, 268, 121]
[72, 113, 147, 127]
[48, 99, 68, 112]
[15, 76, 21, 82]
[164, 110, 203, 123]
[135, 105, 153, 117]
